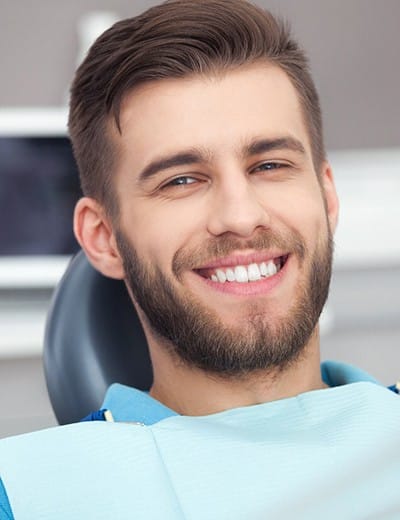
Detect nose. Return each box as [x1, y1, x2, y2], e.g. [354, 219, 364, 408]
[206, 175, 270, 238]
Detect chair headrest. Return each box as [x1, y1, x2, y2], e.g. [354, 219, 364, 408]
[44, 250, 152, 425]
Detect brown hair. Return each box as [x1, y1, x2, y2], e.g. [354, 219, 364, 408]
[69, 0, 325, 217]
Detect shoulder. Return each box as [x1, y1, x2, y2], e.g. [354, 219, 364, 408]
[0, 421, 168, 519]
[0, 421, 156, 491]
[0, 420, 153, 461]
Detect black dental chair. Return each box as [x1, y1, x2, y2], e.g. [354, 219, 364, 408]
[43, 250, 153, 425]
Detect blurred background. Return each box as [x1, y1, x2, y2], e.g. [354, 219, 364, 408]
[0, 0, 399, 438]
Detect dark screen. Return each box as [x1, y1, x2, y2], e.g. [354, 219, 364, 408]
[0, 137, 82, 255]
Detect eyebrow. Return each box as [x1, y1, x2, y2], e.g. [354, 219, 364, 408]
[137, 136, 306, 183]
[244, 136, 306, 157]
[138, 150, 204, 183]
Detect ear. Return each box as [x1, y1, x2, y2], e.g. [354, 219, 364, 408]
[320, 162, 339, 234]
[73, 197, 124, 279]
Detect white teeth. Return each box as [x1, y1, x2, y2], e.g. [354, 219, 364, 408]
[216, 269, 227, 283]
[248, 263, 261, 281]
[259, 262, 268, 276]
[268, 261, 277, 276]
[234, 265, 249, 283]
[209, 258, 283, 283]
[226, 268, 235, 282]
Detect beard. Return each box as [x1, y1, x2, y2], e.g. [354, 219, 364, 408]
[115, 226, 333, 377]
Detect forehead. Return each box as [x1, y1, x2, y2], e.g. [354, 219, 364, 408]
[116, 63, 311, 168]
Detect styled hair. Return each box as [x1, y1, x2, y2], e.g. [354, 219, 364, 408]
[69, 0, 325, 216]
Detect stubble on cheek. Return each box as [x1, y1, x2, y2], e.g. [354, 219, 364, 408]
[115, 222, 333, 376]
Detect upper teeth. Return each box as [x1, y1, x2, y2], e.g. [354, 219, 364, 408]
[210, 260, 280, 283]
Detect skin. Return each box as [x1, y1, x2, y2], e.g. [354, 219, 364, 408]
[74, 63, 339, 415]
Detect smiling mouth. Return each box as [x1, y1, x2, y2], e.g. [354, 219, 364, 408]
[196, 255, 289, 284]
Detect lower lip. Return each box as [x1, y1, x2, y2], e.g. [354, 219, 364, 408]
[193, 257, 290, 297]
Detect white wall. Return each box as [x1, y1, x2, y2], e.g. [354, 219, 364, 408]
[1, 0, 399, 150]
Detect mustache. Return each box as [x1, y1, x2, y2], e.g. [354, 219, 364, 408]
[172, 228, 306, 277]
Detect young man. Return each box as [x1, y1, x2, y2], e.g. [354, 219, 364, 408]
[1, 1, 399, 518]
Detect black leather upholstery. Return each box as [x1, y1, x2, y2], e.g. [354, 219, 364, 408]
[43, 250, 152, 425]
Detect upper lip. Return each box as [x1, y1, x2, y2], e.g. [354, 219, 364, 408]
[194, 250, 288, 270]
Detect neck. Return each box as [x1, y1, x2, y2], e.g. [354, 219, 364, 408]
[148, 328, 326, 416]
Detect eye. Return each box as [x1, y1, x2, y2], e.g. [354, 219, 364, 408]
[168, 176, 198, 186]
[159, 175, 202, 191]
[251, 161, 286, 173]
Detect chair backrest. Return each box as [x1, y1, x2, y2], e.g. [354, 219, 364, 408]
[43, 250, 152, 425]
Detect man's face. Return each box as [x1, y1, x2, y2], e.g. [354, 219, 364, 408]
[111, 64, 337, 375]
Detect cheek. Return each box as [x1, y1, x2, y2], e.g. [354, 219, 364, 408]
[122, 200, 204, 270]
[266, 183, 328, 244]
